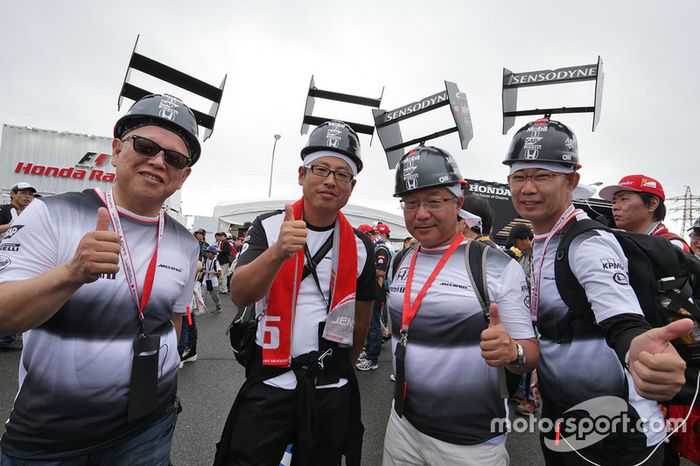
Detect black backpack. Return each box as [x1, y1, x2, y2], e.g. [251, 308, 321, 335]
[555, 218, 700, 403]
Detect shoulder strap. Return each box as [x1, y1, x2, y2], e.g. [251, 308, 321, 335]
[391, 245, 414, 280]
[464, 240, 510, 398]
[302, 233, 334, 281]
[465, 240, 491, 320]
[554, 218, 607, 322]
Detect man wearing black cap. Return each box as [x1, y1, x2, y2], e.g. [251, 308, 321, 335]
[0, 94, 201, 464]
[0, 182, 36, 238]
[214, 121, 376, 466]
[0, 182, 37, 351]
[504, 223, 533, 278]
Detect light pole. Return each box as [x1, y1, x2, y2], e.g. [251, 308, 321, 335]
[268, 134, 281, 198]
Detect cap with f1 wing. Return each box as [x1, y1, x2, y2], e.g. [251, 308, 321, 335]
[373, 81, 473, 168]
[502, 57, 604, 135]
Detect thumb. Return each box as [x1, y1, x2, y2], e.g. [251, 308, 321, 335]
[488, 303, 500, 327]
[645, 318, 695, 351]
[284, 203, 296, 221]
[95, 207, 111, 231]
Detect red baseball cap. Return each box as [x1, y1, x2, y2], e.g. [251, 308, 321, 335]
[599, 174, 665, 201]
[375, 223, 390, 235]
[357, 224, 374, 234]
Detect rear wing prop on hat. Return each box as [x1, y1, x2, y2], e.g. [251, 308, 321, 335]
[117, 35, 227, 142]
[502, 56, 604, 135]
[300, 75, 383, 138]
[373, 81, 473, 169]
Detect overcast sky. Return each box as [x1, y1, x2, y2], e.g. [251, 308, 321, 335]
[1, 0, 698, 234]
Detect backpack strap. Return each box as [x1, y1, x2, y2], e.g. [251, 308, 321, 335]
[464, 240, 509, 398]
[554, 218, 608, 324]
[465, 239, 491, 319]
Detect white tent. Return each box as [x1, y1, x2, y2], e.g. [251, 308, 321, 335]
[213, 199, 410, 242]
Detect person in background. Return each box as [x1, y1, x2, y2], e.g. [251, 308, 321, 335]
[599, 174, 690, 253]
[688, 217, 700, 258]
[201, 245, 222, 314]
[214, 232, 233, 293]
[0, 182, 37, 351]
[461, 195, 499, 248]
[194, 228, 209, 259]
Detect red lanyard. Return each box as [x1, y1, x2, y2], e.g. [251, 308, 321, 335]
[530, 205, 583, 320]
[102, 189, 163, 325]
[401, 233, 464, 334]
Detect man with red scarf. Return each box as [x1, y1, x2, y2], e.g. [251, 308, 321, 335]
[214, 121, 375, 466]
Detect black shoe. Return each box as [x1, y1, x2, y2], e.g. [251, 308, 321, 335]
[179, 346, 197, 368]
[0, 342, 23, 352]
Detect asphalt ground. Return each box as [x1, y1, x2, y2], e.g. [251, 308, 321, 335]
[0, 297, 692, 465]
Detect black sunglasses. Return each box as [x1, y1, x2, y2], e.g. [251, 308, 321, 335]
[122, 135, 191, 169]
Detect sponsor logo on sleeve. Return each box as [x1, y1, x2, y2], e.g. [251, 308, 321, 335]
[0, 243, 20, 252]
[3, 225, 24, 240]
[600, 258, 624, 271]
[613, 273, 629, 285]
[0, 255, 11, 271]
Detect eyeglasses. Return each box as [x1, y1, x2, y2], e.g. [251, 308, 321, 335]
[400, 197, 456, 211]
[508, 172, 566, 187]
[122, 135, 191, 170]
[305, 165, 354, 183]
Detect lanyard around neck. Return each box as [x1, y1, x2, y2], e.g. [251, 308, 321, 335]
[104, 189, 164, 325]
[530, 205, 582, 319]
[401, 233, 464, 335]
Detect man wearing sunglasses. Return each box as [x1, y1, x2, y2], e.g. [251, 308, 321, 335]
[0, 94, 201, 465]
[504, 118, 691, 465]
[382, 146, 537, 466]
[214, 121, 376, 466]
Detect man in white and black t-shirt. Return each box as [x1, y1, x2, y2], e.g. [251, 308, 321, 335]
[383, 146, 538, 466]
[0, 94, 201, 464]
[504, 118, 691, 465]
[214, 121, 375, 466]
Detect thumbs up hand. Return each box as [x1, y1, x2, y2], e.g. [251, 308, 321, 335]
[480, 303, 518, 367]
[67, 207, 122, 284]
[274, 204, 307, 260]
[627, 318, 692, 401]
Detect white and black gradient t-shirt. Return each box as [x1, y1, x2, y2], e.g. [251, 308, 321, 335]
[388, 240, 534, 445]
[533, 213, 665, 447]
[0, 189, 199, 459]
[237, 210, 376, 389]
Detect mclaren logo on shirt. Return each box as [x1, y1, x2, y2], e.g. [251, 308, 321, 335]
[158, 264, 183, 273]
[3, 225, 24, 240]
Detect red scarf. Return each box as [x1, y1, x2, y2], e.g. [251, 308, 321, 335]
[264, 198, 358, 367]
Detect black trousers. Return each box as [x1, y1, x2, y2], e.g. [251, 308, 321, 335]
[540, 432, 664, 466]
[219, 381, 351, 466]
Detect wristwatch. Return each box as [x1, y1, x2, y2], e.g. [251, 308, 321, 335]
[510, 343, 526, 368]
